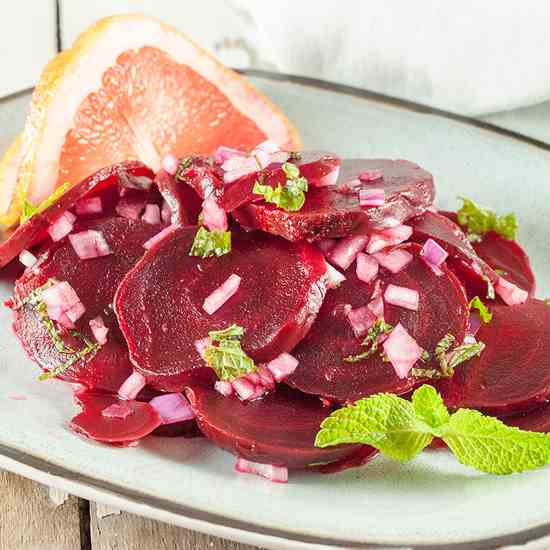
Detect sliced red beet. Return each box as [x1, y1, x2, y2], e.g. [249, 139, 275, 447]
[9, 217, 160, 392]
[155, 169, 202, 225]
[440, 211, 535, 296]
[185, 384, 359, 468]
[233, 159, 435, 242]
[502, 403, 550, 432]
[114, 227, 327, 391]
[439, 300, 550, 415]
[0, 161, 156, 268]
[286, 244, 469, 403]
[70, 392, 162, 444]
[316, 445, 379, 474]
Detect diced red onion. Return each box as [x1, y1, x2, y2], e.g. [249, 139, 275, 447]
[463, 334, 478, 345]
[202, 274, 241, 315]
[266, 353, 299, 382]
[252, 149, 271, 169]
[359, 187, 385, 207]
[202, 196, 228, 232]
[366, 225, 413, 254]
[359, 169, 384, 183]
[102, 402, 134, 419]
[373, 249, 413, 274]
[384, 284, 419, 311]
[246, 372, 261, 385]
[161, 153, 179, 175]
[214, 380, 234, 397]
[118, 371, 146, 400]
[356, 252, 379, 284]
[313, 165, 340, 187]
[48, 211, 76, 242]
[149, 393, 195, 424]
[143, 225, 178, 250]
[69, 230, 112, 260]
[256, 365, 276, 389]
[89, 316, 109, 345]
[382, 323, 422, 378]
[235, 457, 288, 483]
[495, 277, 528, 306]
[317, 238, 337, 255]
[420, 238, 448, 268]
[19, 249, 37, 268]
[75, 197, 102, 216]
[141, 203, 161, 225]
[194, 336, 211, 359]
[368, 280, 384, 319]
[161, 201, 172, 224]
[116, 196, 146, 220]
[214, 146, 245, 164]
[328, 235, 369, 270]
[222, 156, 259, 183]
[42, 281, 85, 327]
[232, 378, 256, 400]
[325, 262, 346, 289]
[468, 312, 481, 337]
[346, 305, 376, 337]
[65, 301, 86, 323]
[254, 139, 280, 154]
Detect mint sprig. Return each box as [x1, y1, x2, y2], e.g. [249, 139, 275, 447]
[253, 162, 308, 212]
[343, 320, 393, 363]
[316, 385, 550, 474]
[470, 296, 493, 324]
[457, 197, 518, 241]
[20, 181, 72, 223]
[189, 226, 231, 258]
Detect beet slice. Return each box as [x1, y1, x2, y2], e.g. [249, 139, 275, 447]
[114, 228, 327, 391]
[70, 392, 162, 444]
[185, 384, 359, 468]
[0, 161, 156, 268]
[439, 300, 550, 415]
[316, 446, 379, 474]
[9, 217, 160, 392]
[502, 403, 550, 432]
[286, 244, 469, 403]
[155, 169, 202, 225]
[233, 159, 434, 242]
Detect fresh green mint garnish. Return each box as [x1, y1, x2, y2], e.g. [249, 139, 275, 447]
[189, 226, 231, 258]
[39, 336, 99, 381]
[253, 162, 308, 212]
[175, 156, 194, 182]
[343, 320, 393, 363]
[204, 324, 256, 381]
[469, 296, 493, 324]
[20, 181, 72, 223]
[457, 197, 518, 241]
[316, 384, 550, 474]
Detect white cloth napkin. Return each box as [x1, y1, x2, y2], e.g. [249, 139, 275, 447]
[232, 0, 550, 116]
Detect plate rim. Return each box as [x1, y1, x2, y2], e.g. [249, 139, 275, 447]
[2, 70, 550, 549]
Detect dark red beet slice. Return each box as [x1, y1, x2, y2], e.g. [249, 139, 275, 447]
[286, 244, 469, 403]
[9, 217, 160, 392]
[233, 159, 434, 242]
[441, 211, 535, 296]
[316, 446, 379, 474]
[439, 300, 550, 415]
[70, 393, 162, 444]
[502, 403, 550, 432]
[152, 420, 202, 438]
[114, 228, 327, 392]
[0, 161, 155, 268]
[155, 169, 202, 225]
[185, 384, 359, 468]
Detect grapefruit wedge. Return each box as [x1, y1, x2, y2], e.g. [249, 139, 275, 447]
[6, 14, 301, 222]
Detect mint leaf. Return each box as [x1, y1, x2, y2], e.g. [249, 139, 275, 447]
[189, 226, 231, 258]
[315, 392, 433, 462]
[253, 162, 308, 212]
[447, 341, 485, 370]
[175, 156, 194, 182]
[470, 296, 492, 323]
[441, 409, 550, 474]
[412, 385, 450, 429]
[344, 320, 393, 363]
[457, 197, 518, 241]
[205, 324, 256, 381]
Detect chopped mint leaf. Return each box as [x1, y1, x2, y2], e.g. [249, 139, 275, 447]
[20, 198, 37, 223]
[189, 226, 231, 258]
[447, 341, 485, 370]
[253, 162, 308, 212]
[316, 385, 550, 475]
[19, 181, 72, 223]
[39, 336, 99, 381]
[434, 333, 455, 376]
[175, 156, 194, 181]
[343, 320, 393, 363]
[457, 197, 518, 241]
[204, 324, 256, 381]
[469, 296, 493, 324]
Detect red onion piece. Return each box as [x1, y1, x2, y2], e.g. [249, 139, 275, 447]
[256, 365, 275, 389]
[232, 378, 256, 400]
[141, 204, 161, 225]
[420, 238, 449, 268]
[42, 281, 85, 327]
[214, 380, 234, 397]
[202, 196, 228, 232]
[65, 301, 86, 323]
[235, 457, 288, 483]
[149, 393, 195, 424]
[222, 156, 259, 183]
[143, 225, 178, 250]
[356, 252, 379, 284]
[245, 372, 261, 385]
[359, 169, 383, 183]
[69, 230, 112, 260]
[214, 146, 246, 164]
[116, 196, 146, 220]
[118, 371, 147, 400]
[382, 323, 422, 378]
[328, 235, 369, 270]
[373, 249, 413, 274]
[75, 197, 102, 216]
[325, 262, 346, 289]
[384, 284, 419, 311]
[366, 225, 413, 254]
[194, 336, 211, 359]
[19, 249, 37, 268]
[359, 187, 385, 207]
[346, 305, 376, 338]
[368, 280, 384, 319]
[255, 139, 280, 154]
[495, 277, 528, 306]
[161, 200, 172, 224]
[161, 153, 179, 175]
[89, 316, 109, 345]
[266, 353, 299, 382]
[202, 274, 241, 315]
[102, 403, 134, 419]
[48, 211, 76, 242]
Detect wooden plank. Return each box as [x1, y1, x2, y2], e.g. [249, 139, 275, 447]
[90, 502, 262, 550]
[0, 470, 82, 550]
